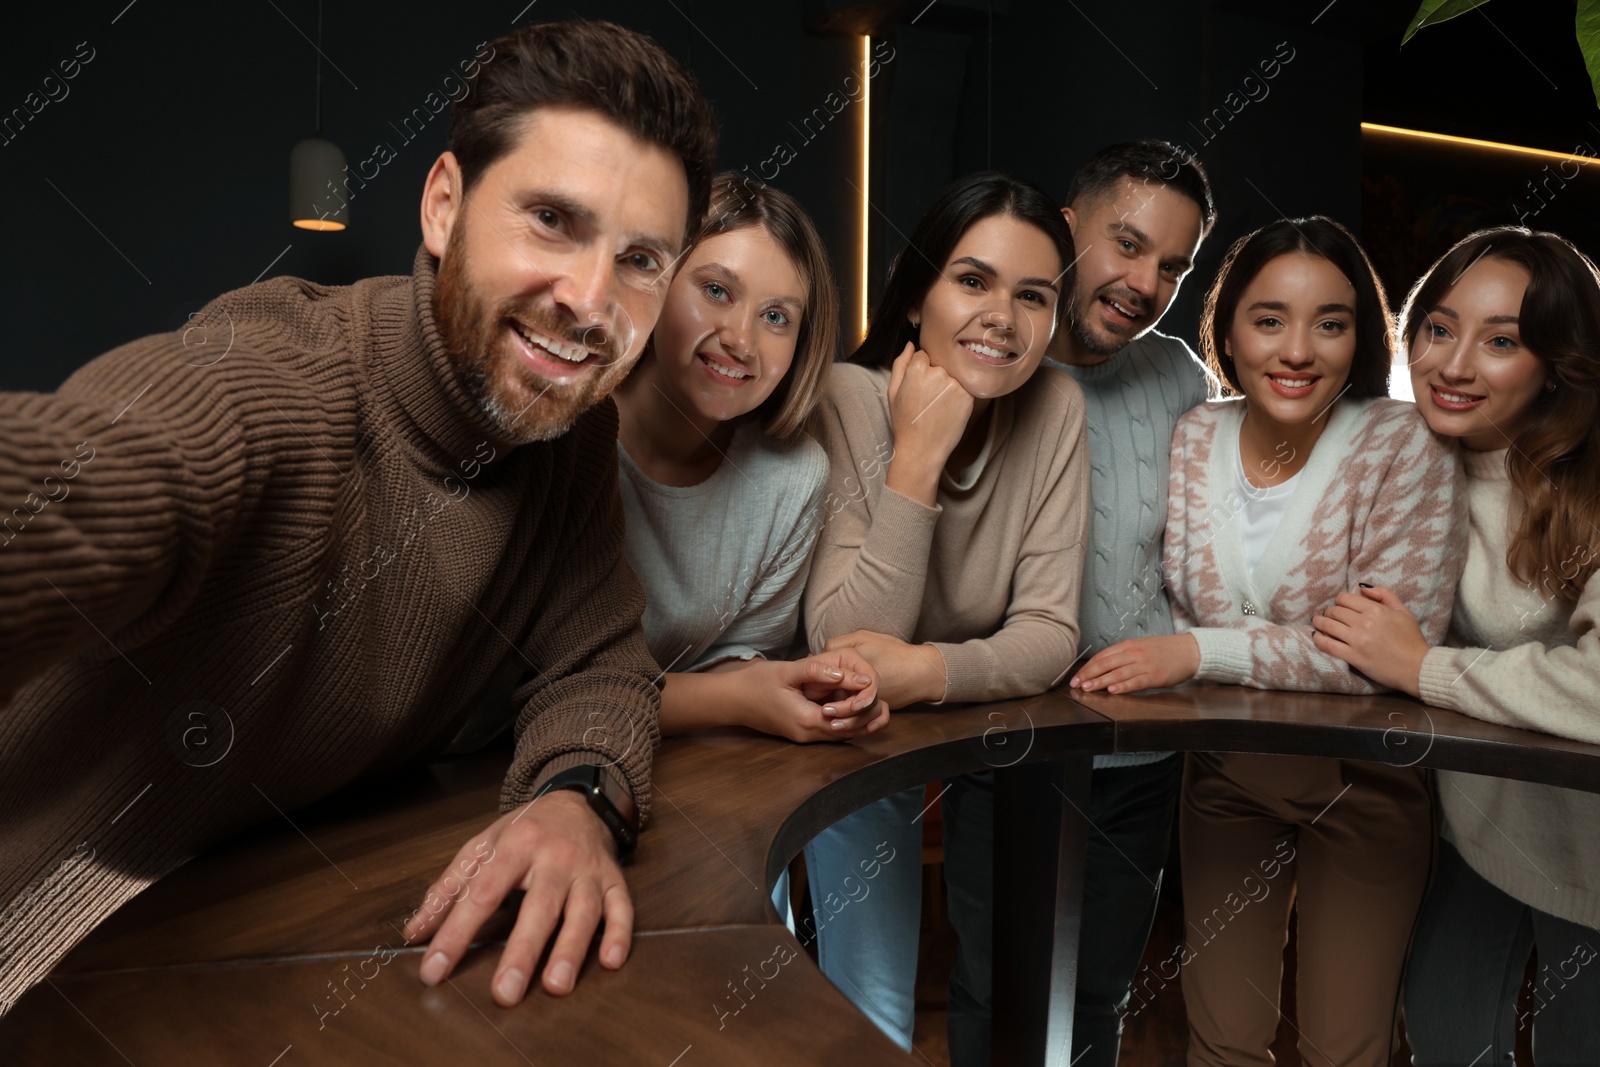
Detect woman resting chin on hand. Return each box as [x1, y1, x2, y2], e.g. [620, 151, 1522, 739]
[800, 172, 1091, 1059]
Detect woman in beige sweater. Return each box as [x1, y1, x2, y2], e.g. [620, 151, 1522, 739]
[801, 172, 1089, 1065]
[1314, 227, 1600, 1063]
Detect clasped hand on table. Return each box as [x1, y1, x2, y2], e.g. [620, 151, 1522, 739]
[1069, 586, 1431, 696]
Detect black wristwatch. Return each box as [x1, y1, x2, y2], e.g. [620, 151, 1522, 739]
[535, 764, 640, 858]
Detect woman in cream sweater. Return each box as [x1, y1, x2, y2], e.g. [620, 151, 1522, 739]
[1314, 227, 1600, 1063]
[1073, 217, 1466, 1067]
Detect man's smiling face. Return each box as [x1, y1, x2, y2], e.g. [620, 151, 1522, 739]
[1064, 175, 1204, 359]
[425, 105, 690, 441]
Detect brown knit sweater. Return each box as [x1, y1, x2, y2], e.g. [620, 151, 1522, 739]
[0, 247, 662, 1012]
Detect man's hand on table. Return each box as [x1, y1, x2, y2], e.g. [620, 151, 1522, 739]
[402, 789, 631, 1005]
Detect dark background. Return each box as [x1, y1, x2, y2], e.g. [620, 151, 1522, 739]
[3, 0, 1596, 393]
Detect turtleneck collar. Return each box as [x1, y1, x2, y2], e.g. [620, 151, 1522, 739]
[368, 245, 521, 468]
[1462, 445, 1510, 482]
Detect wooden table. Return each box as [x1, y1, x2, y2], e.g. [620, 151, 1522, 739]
[2, 685, 1596, 1065]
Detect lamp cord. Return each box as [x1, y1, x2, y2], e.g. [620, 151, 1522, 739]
[314, 0, 324, 136]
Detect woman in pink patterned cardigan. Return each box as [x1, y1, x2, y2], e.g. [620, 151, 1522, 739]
[1073, 217, 1466, 1067]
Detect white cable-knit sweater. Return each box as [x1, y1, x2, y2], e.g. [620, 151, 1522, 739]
[1420, 446, 1600, 930]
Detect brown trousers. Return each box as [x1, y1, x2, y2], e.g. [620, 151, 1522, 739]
[1179, 752, 1432, 1067]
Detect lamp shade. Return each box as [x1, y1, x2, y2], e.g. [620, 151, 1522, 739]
[289, 137, 349, 231]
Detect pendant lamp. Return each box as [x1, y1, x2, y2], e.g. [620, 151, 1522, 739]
[289, 0, 348, 231]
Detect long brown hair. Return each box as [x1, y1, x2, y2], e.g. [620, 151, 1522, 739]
[1400, 227, 1600, 605]
[694, 174, 839, 440]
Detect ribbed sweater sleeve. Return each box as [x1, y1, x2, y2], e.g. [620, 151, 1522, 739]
[0, 344, 278, 704]
[1420, 582, 1600, 746]
[804, 369, 940, 650]
[502, 406, 663, 818]
[1418, 485, 1600, 746]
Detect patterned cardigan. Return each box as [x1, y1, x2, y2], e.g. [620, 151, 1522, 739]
[1163, 397, 1467, 692]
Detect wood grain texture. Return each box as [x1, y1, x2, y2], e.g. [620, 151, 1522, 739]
[4, 681, 1599, 1065]
[5, 927, 906, 1066]
[42, 691, 1112, 978]
[1074, 683, 1600, 792]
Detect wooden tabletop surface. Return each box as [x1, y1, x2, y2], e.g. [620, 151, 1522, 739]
[3, 683, 1596, 1064]
[1073, 683, 1600, 792]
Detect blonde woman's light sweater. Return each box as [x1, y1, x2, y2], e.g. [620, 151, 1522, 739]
[618, 423, 828, 673]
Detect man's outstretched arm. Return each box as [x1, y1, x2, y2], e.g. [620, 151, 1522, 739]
[0, 349, 258, 703]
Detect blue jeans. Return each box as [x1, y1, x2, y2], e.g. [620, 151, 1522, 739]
[802, 773, 994, 1063]
[772, 866, 792, 931]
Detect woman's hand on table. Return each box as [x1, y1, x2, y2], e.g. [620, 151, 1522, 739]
[1070, 634, 1199, 695]
[824, 629, 947, 709]
[402, 790, 630, 1006]
[739, 652, 891, 742]
[1311, 585, 1428, 697]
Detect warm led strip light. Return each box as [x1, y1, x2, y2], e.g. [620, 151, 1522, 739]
[860, 34, 872, 342]
[1361, 122, 1597, 167]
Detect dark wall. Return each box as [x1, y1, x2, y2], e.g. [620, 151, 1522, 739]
[867, 3, 1362, 347]
[5, 1, 1592, 393]
[1363, 131, 1600, 309]
[1358, 0, 1600, 305]
[0, 0, 862, 391]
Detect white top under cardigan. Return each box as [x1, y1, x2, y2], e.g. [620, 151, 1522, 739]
[1234, 435, 1302, 576]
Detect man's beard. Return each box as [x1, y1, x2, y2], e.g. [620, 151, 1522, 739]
[1070, 285, 1152, 358]
[433, 223, 633, 443]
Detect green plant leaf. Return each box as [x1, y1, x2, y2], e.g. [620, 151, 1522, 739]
[1402, 0, 1497, 45]
[1580, 0, 1600, 109]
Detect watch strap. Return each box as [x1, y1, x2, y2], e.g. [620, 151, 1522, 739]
[535, 764, 639, 858]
